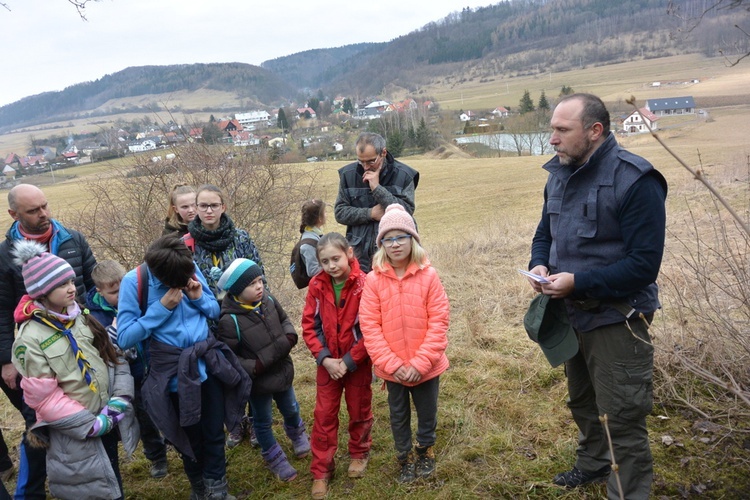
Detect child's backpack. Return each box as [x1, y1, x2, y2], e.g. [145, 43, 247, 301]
[289, 237, 318, 289]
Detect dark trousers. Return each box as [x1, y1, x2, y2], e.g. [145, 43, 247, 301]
[385, 376, 440, 455]
[311, 362, 373, 479]
[101, 431, 123, 500]
[171, 374, 226, 483]
[0, 377, 46, 500]
[133, 376, 167, 462]
[566, 318, 654, 500]
[0, 428, 11, 472]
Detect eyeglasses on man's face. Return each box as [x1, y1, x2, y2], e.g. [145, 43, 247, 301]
[197, 203, 223, 212]
[381, 234, 412, 247]
[357, 154, 383, 169]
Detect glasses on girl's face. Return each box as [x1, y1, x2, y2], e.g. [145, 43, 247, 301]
[381, 234, 412, 247]
[197, 203, 222, 212]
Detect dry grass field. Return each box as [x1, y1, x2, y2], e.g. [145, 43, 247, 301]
[1, 57, 750, 498]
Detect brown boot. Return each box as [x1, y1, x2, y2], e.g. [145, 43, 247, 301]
[311, 478, 329, 499]
[347, 457, 369, 478]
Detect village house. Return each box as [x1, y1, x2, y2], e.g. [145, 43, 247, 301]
[492, 106, 510, 118]
[236, 110, 271, 130]
[646, 96, 695, 116]
[622, 107, 659, 134]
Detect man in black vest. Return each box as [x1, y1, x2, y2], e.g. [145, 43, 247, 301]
[0, 184, 97, 499]
[527, 94, 667, 500]
[334, 132, 419, 273]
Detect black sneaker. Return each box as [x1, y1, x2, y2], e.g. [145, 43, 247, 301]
[553, 465, 611, 488]
[414, 445, 435, 479]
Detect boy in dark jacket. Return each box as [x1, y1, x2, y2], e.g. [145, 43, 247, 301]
[216, 259, 310, 482]
[85, 259, 169, 479]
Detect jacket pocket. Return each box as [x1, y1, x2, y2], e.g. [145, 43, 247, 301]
[44, 334, 77, 377]
[576, 188, 598, 238]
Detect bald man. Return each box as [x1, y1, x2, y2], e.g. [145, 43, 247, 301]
[0, 184, 96, 499]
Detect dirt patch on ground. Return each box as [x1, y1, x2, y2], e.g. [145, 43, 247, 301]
[424, 143, 474, 159]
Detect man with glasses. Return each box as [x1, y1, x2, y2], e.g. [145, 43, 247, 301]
[526, 94, 667, 499]
[0, 184, 97, 498]
[334, 132, 419, 272]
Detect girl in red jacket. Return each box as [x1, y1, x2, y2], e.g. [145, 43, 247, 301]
[359, 204, 450, 484]
[301, 232, 373, 500]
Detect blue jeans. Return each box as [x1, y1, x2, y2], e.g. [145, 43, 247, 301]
[249, 387, 301, 452]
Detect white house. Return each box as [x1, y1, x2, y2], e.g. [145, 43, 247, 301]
[236, 110, 271, 130]
[622, 108, 659, 134]
[128, 140, 157, 153]
[332, 142, 344, 152]
[646, 96, 695, 116]
[491, 106, 510, 117]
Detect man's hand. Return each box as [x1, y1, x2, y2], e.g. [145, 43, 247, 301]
[527, 265, 549, 293]
[362, 165, 381, 190]
[160, 287, 183, 310]
[184, 278, 202, 300]
[541, 272, 575, 299]
[370, 204, 385, 221]
[2, 363, 19, 389]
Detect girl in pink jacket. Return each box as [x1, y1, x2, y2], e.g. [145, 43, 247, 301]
[359, 204, 450, 484]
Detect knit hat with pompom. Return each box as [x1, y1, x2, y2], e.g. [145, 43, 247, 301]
[13, 240, 75, 299]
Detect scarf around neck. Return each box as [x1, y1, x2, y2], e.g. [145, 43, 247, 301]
[188, 213, 236, 253]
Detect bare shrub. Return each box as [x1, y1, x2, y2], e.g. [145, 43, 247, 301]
[63, 143, 324, 293]
[657, 159, 750, 415]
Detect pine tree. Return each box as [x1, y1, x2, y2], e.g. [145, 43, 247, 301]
[519, 90, 535, 114]
[277, 108, 289, 132]
[416, 117, 432, 152]
[342, 98, 354, 115]
[387, 129, 405, 157]
[538, 91, 550, 111]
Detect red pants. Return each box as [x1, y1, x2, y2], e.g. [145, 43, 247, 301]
[310, 360, 373, 479]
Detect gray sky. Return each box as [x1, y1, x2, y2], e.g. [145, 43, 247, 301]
[0, 0, 497, 107]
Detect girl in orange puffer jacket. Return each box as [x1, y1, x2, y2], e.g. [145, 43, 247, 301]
[359, 204, 450, 484]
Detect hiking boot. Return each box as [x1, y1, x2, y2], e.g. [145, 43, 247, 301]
[284, 418, 311, 458]
[262, 443, 298, 482]
[149, 457, 168, 478]
[553, 465, 611, 488]
[311, 478, 329, 499]
[397, 451, 416, 484]
[347, 457, 369, 478]
[204, 475, 237, 500]
[225, 429, 244, 449]
[414, 445, 435, 479]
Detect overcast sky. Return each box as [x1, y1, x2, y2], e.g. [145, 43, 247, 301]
[0, 0, 497, 107]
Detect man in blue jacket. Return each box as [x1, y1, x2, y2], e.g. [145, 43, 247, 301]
[0, 183, 97, 499]
[527, 94, 667, 500]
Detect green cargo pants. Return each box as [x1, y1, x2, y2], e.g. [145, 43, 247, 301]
[565, 315, 654, 500]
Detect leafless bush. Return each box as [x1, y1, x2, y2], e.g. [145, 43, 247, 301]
[656, 160, 750, 416]
[64, 143, 324, 293]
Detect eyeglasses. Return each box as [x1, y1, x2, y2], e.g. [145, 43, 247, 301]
[357, 155, 382, 168]
[197, 203, 223, 212]
[381, 234, 412, 247]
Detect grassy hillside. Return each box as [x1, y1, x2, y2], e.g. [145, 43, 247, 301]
[1, 99, 749, 497]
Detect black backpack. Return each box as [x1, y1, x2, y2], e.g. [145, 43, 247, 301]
[289, 237, 318, 289]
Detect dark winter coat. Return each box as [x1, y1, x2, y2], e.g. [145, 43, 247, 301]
[216, 294, 297, 396]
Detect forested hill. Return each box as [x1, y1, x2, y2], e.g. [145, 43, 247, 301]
[315, 0, 748, 95]
[261, 43, 383, 90]
[0, 63, 295, 132]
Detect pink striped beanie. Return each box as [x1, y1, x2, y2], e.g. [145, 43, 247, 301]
[13, 240, 75, 299]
